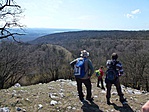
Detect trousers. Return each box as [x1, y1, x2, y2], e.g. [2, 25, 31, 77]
[76, 78, 92, 100]
[105, 78, 124, 101]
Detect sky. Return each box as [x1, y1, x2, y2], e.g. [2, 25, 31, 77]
[15, 0, 149, 30]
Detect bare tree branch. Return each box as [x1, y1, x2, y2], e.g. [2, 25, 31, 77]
[0, 0, 25, 41]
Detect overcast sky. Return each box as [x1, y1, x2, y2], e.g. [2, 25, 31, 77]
[15, 0, 149, 30]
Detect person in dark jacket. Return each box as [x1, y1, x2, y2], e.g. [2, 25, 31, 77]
[70, 50, 94, 103]
[105, 53, 127, 105]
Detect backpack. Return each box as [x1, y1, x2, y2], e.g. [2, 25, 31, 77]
[74, 58, 86, 78]
[95, 70, 101, 77]
[106, 60, 118, 81]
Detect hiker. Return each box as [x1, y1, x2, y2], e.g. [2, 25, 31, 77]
[141, 100, 149, 112]
[97, 66, 105, 90]
[105, 53, 127, 105]
[70, 50, 94, 103]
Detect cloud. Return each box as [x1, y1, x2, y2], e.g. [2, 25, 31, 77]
[131, 9, 141, 14]
[126, 9, 141, 19]
[126, 14, 134, 18]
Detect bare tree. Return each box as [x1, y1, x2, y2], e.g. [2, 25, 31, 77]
[119, 40, 149, 91]
[0, 0, 24, 40]
[0, 41, 28, 89]
[37, 44, 71, 81]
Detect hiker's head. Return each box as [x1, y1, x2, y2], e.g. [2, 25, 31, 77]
[100, 66, 103, 69]
[111, 53, 118, 60]
[80, 50, 89, 58]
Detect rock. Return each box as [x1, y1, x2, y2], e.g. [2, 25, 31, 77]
[130, 97, 133, 100]
[0, 107, 10, 112]
[142, 91, 148, 94]
[50, 100, 58, 106]
[25, 98, 31, 103]
[16, 107, 22, 111]
[111, 92, 117, 95]
[59, 93, 65, 98]
[38, 104, 43, 110]
[14, 83, 21, 87]
[49, 93, 59, 99]
[67, 106, 71, 109]
[72, 107, 76, 110]
[22, 109, 26, 112]
[60, 89, 64, 92]
[127, 89, 134, 94]
[48, 86, 54, 90]
[133, 90, 142, 95]
[94, 95, 98, 98]
[101, 90, 106, 94]
[68, 81, 77, 87]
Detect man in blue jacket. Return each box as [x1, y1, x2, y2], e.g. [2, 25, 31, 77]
[70, 50, 94, 103]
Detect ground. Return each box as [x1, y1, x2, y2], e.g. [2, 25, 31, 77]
[0, 78, 148, 112]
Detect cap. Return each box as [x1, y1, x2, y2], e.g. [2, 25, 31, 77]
[111, 53, 118, 60]
[80, 50, 89, 57]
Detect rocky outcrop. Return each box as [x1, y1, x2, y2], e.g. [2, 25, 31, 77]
[0, 79, 148, 112]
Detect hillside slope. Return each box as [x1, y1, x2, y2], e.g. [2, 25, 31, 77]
[29, 30, 149, 45]
[0, 78, 148, 112]
[17, 43, 73, 86]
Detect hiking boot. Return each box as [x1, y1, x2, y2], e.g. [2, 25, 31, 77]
[107, 99, 111, 105]
[101, 87, 105, 90]
[80, 99, 86, 103]
[86, 98, 94, 102]
[80, 98, 87, 104]
[122, 101, 128, 105]
[107, 100, 111, 105]
[97, 85, 100, 88]
[120, 98, 127, 105]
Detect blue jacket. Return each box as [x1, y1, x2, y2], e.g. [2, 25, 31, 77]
[70, 57, 94, 79]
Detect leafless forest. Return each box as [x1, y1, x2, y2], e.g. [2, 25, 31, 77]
[0, 0, 149, 91]
[0, 30, 149, 92]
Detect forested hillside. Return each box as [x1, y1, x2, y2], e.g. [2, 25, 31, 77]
[0, 41, 73, 89]
[29, 30, 149, 45]
[30, 30, 149, 91]
[1, 30, 149, 92]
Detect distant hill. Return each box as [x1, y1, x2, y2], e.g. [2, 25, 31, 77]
[28, 30, 149, 45]
[12, 28, 80, 42]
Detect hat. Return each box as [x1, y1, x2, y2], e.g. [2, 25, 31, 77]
[111, 53, 118, 60]
[80, 50, 89, 57]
